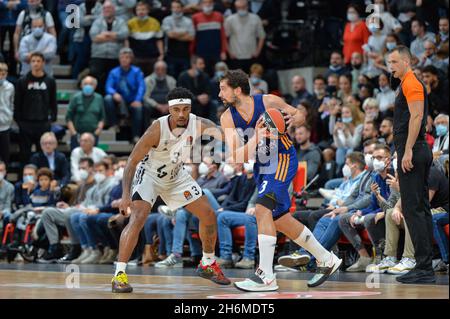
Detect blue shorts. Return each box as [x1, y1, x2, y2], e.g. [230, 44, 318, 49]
[254, 152, 298, 220]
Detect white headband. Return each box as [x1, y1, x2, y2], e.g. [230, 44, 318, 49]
[168, 98, 192, 106]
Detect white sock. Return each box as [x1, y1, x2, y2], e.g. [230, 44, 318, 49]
[293, 227, 331, 264]
[201, 252, 215, 266]
[115, 262, 127, 276]
[258, 234, 277, 276]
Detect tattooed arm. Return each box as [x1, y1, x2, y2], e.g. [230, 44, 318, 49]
[119, 121, 160, 215]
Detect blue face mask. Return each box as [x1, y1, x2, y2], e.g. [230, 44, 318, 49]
[238, 10, 248, 17]
[250, 77, 260, 85]
[436, 124, 448, 137]
[32, 27, 44, 38]
[82, 84, 95, 96]
[368, 24, 379, 33]
[342, 117, 353, 124]
[215, 71, 224, 79]
[386, 42, 397, 51]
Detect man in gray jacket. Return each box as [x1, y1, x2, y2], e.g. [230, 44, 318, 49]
[0, 63, 14, 165]
[89, 0, 129, 93]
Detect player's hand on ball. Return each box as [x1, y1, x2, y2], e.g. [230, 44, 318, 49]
[283, 110, 304, 129]
[119, 198, 132, 217]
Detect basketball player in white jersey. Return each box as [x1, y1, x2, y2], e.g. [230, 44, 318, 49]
[111, 88, 230, 293]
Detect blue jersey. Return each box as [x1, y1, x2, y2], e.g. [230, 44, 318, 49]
[230, 94, 298, 219]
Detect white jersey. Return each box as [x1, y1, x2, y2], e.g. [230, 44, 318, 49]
[132, 113, 202, 209]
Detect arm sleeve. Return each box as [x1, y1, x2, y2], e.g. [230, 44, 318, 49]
[402, 75, 425, 103]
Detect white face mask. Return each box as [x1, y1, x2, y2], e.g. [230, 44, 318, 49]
[244, 160, 255, 174]
[373, 158, 386, 172]
[198, 162, 209, 176]
[347, 12, 358, 22]
[222, 164, 235, 178]
[23, 175, 35, 183]
[342, 164, 352, 178]
[79, 169, 89, 181]
[392, 158, 398, 171]
[94, 172, 106, 184]
[365, 154, 374, 170]
[114, 167, 124, 180]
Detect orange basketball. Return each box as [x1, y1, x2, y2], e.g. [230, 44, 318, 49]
[262, 108, 287, 135]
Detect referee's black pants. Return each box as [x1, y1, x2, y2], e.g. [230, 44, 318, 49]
[397, 141, 433, 271]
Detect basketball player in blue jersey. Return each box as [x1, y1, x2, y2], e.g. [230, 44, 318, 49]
[219, 70, 342, 291]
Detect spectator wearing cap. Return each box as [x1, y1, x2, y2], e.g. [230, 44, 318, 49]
[66, 75, 105, 150]
[71, 0, 103, 79]
[0, 63, 14, 166]
[224, 0, 265, 74]
[70, 132, 107, 183]
[104, 48, 145, 143]
[410, 18, 436, 60]
[162, 0, 195, 79]
[18, 17, 56, 76]
[342, 4, 370, 65]
[89, 0, 129, 94]
[143, 60, 176, 127]
[127, 1, 164, 76]
[191, 0, 227, 76]
[30, 132, 71, 187]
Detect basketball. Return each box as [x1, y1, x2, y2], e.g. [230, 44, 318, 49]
[262, 108, 287, 135]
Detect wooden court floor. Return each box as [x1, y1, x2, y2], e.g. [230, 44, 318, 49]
[0, 264, 448, 299]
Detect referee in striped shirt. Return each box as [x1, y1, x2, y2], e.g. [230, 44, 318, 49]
[387, 45, 435, 284]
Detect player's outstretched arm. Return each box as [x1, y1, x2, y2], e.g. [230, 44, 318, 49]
[119, 121, 160, 215]
[263, 94, 305, 128]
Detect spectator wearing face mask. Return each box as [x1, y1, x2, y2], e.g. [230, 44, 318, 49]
[127, 1, 164, 76]
[342, 4, 370, 65]
[421, 65, 449, 118]
[0, 160, 14, 228]
[432, 114, 449, 159]
[18, 17, 56, 76]
[143, 60, 176, 126]
[0, 63, 14, 166]
[38, 157, 96, 263]
[191, 0, 227, 76]
[161, 0, 195, 79]
[339, 144, 392, 272]
[248, 63, 268, 94]
[66, 75, 105, 151]
[324, 51, 349, 79]
[224, 0, 265, 73]
[209, 61, 228, 106]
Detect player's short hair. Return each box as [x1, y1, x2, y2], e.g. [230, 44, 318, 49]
[346, 151, 366, 170]
[166, 87, 195, 103]
[221, 69, 251, 95]
[37, 167, 53, 180]
[391, 45, 412, 61]
[79, 157, 94, 168]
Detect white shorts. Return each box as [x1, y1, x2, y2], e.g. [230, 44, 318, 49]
[132, 170, 202, 210]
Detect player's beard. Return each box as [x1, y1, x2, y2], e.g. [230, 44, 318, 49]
[222, 94, 239, 108]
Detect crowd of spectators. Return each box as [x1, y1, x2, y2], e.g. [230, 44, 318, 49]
[0, 0, 449, 273]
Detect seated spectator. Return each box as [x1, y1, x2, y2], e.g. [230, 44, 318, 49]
[359, 121, 379, 153]
[19, 167, 56, 211]
[326, 73, 339, 97]
[375, 72, 395, 117]
[0, 160, 14, 228]
[296, 100, 319, 143]
[89, 0, 129, 93]
[224, 0, 265, 73]
[417, 40, 448, 72]
[280, 152, 371, 270]
[177, 55, 216, 121]
[324, 51, 349, 79]
[339, 144, 392, 272]
[14, 51, 57, 164]
[337, 73, 354, 102]
[421, 65, 449, 118]
[104, 48, 145, 143]
[162, 0, 195, 79]
[191, 0, 227, 76]
[410, 18, 436, 61]
[289, 75, 312, 106]
[143, 60, 176, 127]
[71, 0, 103, 79]
[436, 17, 449, 51]
[13, 0, 56, 60]
[0, 63, 14, 165]
[379, 117, 395, 153]
[293, 125, 322, 183]
[249, 63, 268, 94]
[331, 104, 364, 167]
[18, 17, 56, 76]
[215, 163, 257, 269]
[66, 75, 105, 150]
[127, 1, 164, 76]
[362, 98, 381, 124]
[38, 157, 96, 263]
[70, 133, 107, 183]
[68, 161, 116, 264]
[342, 4, 370, 65]
[30, 132, 70, 187]
[13, 164, 37, 211]
[432, 114, 449, 159]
